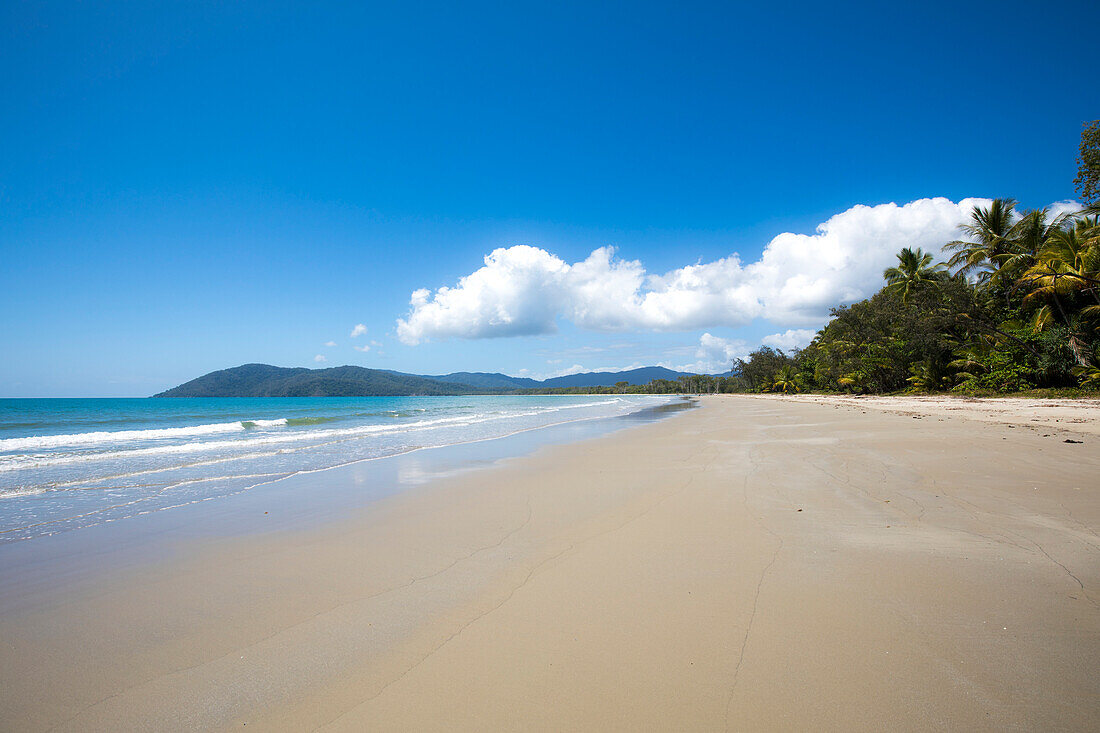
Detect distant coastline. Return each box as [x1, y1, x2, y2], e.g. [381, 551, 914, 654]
[152, 363, 698, 398]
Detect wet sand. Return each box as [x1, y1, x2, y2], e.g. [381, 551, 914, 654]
[1, 396, 1097, 731]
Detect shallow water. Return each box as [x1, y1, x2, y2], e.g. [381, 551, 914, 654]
[0, 395, 676, 542]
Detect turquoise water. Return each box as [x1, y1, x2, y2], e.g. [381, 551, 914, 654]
[0, 395, 673, 543]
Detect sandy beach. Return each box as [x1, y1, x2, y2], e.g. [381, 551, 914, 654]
[1, 395, 1098, 731]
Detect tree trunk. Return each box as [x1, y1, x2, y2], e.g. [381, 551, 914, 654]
[1068, 333, 1090, 367]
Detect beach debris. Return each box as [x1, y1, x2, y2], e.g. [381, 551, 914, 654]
[1064, 439, 1083, 444]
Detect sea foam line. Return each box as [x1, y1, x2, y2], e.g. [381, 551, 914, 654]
[0, 397, 675, 542]
[0, 412, 520, 472]
[0, 418, 289, 452]
[0, 399, 628, 455]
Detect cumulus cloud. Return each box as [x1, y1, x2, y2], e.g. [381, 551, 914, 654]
[761, 328, 818, 351]
[314, 354, 326, 363]
[353, 344, 371, 352]
[674, 333, 750, 374]
[1048, 200, 1084, 221]
[324, 340, 337, 347]
[396, 197, 994, 344]
[553, 363, 589, 377]
[350, 324, 368, 338]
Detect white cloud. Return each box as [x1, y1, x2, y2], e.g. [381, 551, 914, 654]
[523, 361, 652, 381]
[554, 363, 589, 377]
[396, 197, 994, 344]
[761, 328, 817, 351]
[353, 344, 371, 352]
[314, 354, 326, 363]
[397, 246, 569, 342]
[324, 340, 337, 347]
[674, 333, 750, 374]
[350, 324, 368, 338]
[1048, 200, 1083, 221]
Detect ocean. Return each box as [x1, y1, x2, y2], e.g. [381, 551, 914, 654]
[0, 395, 675, 543]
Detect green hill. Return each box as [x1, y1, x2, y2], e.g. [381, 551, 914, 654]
[539, 366, 687, 388]
[418, 371, 541, 390]
[153, 364, 487, 397]
[154, 363, 698, 397]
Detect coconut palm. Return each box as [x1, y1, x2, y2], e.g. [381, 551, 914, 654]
[945, 198, 1018, 282]
[947, 342, 990, 384]
[906, 359, 951, 391]
[1019, 217, 1100, 365]
[1021, 218, 1100, 307]
[883, 247, 944, 303]
[771, 365, 801, 393]
[996, 208, 1069, 283]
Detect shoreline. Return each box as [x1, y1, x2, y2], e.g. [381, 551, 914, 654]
[0, 395, 686, 545]
[0, 399, 692, 614]
[1, 396, 1097, 730]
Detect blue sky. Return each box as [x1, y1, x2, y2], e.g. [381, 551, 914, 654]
[2, 1, 1097, 396]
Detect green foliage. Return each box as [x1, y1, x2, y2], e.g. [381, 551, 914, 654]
[794, 189, 1100, 394]
[797, 280, 972, 393]
[944, 198, 1018, 282]
[906, 359, 952, 392]
[732, 347, 797, 391]
[883, 247, 944, 303]
[953, 349, 1034, 393]
[768, 365, 803, 393]
[1073, 347, 1100, 388]
[1075, 120, 1100, 206]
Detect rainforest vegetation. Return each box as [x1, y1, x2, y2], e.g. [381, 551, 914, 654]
[745, 123, 1100, 395]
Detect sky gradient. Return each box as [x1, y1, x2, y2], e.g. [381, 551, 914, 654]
[2, 1, 1098, 396]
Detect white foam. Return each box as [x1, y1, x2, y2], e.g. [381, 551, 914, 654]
[0, 413, 508, 472]
[0, 397, 665, 481]
[0, 418, 289, 452]
[0, 396, 681, 540]
[244, 418, 289, 428]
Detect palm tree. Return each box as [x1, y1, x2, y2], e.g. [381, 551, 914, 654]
[945, 198, 1017, 283]
[883, 247, 944, 303]
[771, 365, 801, 393]
[1022, 218, 1100, 303]
[907, 359, 950, 391]
[996, 207, 1068, 283]
[1019, 217, 1100, 365]
[947, 342, 990, 385]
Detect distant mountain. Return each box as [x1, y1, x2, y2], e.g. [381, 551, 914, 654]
[415, 371, 541, 390]
[153, 364, 486, 398]
[539, 366, 689, 388]
[154, 364, 695, 397]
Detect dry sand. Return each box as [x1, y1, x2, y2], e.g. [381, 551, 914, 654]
[774, 393, 1100, 436]
[1, 396, 1097, 731]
